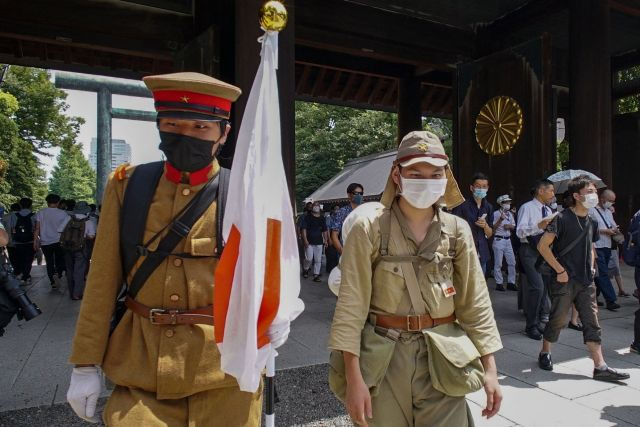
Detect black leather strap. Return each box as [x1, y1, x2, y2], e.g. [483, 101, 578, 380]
[216, 167, 230, 255]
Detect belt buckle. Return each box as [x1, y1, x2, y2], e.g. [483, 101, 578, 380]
[406, 315, 422, 332]
[149, 308, 167, 325]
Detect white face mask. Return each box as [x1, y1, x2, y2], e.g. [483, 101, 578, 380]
[603, 201, 613, 210]
[581, 193, 599, 209]
[399, 177, 448, 209]
[501, 203, 511, 211]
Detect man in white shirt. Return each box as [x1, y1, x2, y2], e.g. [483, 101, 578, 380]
[58, 202, 97, 300]
[493, 195, 517, 292]
[590, 189, 620, 310]
[34, 194, 70, 288]
[516, 179, 556, 340]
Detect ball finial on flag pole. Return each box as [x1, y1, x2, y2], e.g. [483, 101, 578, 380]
[260, 1, 288, 31]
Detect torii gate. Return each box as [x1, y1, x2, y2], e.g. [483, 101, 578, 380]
[54, 72, 157, 202]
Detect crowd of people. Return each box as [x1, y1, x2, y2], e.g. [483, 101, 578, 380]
[1, 194, 99, 300]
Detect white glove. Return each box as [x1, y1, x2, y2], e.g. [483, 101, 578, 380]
[67, 366, 102, 423]
[267, 322, 290, 349]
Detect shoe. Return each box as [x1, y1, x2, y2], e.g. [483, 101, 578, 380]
[50, 281, 58, 289]
[630, 343, 640, 354]
[540, 315, 549, 323]
[313, 275, 321, 282]
[303, 270, 309, 279]
[593, 367, 630, 382]
[538, 353, 553, 371]
[597, 299, 605, 307]
[537, 325, 546, 335]
[567, 322, 584, 331]
[495, 284, 505, 292]
[526, 328, 542, 341]
[507, 283, 518, 291]
[606, 301, 621, 311]
[619, 291, 630, 297]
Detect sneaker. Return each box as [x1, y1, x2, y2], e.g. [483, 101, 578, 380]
[495, 284, 505, 292]
[606, 301, 621, 311]
[619, 291, 630, 297]
[50, 281, 59, 289]
[567, 322, 583, 331]
[540, 315, 549, 323]
[593, 367, 630, 382]
[507, 283, 518, 291]
[313, 275, 321, 282]
[597, 299, 604, 307]
[302, 270, 309, 279]
[537, 325, 546, 335]
[630, 343, 640, 354]
[538, 353, 553, 371]
[526, 328, 542, 341]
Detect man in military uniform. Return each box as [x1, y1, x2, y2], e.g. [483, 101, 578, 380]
[66, 73, 264, 426]
[329, 131, 503, 426]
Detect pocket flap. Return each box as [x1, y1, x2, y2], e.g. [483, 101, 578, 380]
[423, 323, 480, 368]
[189, 237, 216, 256]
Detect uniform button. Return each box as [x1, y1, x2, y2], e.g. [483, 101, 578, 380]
[170, 294, 180, 302]
[182, 188, 191, 196]
[393, 267, 399, 273]
[173, 258, 183, 267]
[165, 329, 174, 338]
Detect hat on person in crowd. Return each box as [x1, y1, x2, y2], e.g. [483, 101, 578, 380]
[303, 197, 313, 204]
[73, 201, 91, 215]
[497, 194, 512, 205]
[143, 72, 242, 121]
[380, 131, 465, 209]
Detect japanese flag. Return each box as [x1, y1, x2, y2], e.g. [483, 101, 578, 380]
[214, 30, 304, 392]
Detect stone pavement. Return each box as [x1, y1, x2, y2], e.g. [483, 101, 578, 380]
[0, 262, 639, 426]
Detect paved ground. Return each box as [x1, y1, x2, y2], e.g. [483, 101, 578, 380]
[0, 262, 639, 426]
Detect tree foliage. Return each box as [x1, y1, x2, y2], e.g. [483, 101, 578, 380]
[616, 65, 640, 114]
[49, 144, 96, 203]
[295, 102, 397, 206]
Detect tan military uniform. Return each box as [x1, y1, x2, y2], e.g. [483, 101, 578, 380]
[69, 160, 262, 426]
[329, 200, 502, 426]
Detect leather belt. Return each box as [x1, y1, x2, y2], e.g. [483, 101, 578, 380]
[372, 312, 456, 332]
[125, 296, 214, 326]
[494, 235, 511, 240]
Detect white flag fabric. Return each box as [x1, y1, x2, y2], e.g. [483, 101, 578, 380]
[214, 30, 304, 393]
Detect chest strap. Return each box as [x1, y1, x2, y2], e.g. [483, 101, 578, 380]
[125, 296, 214, 326]
[370, 312, 456, 332]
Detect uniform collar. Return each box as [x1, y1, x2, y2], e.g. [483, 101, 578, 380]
[164, 160, 219, 186]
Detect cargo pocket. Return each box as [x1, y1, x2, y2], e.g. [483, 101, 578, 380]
[328, 322, 397, 402]
[423, 322, 485, 397]
[189, 237, 216, 257]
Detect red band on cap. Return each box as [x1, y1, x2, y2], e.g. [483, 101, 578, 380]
[396, 153, 449, 164]
[153, 90, 232, 113]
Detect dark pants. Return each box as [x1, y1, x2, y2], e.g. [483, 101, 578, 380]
[7, 246, 19, 272]
[594, 248, 617, 303]
[544, 279, 602, 344]
[634, 267, 640, 293]
[325, 245, 339, 273]
[41, 243, 65, 282]
[634, 309, 640, 347]
[519, 243, 549, 330]
[65, 249, 88, 299]
[13, 243, 34, 280]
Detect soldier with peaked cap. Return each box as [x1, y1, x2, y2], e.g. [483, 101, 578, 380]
[328, 131, 503, 426]
[66, 72, 269, 426]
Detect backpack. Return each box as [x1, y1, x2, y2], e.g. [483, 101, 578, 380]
[12, 213, 34, 244]
[60, 216, 88, 252]
[622, 212, 640, 266]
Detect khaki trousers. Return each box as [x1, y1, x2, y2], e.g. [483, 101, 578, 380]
[369, 333, 474, 427]
[103, 383, 263, 427]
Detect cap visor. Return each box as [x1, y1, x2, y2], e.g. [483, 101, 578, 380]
[399, 157, 448, 168]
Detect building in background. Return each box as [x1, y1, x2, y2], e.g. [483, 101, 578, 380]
[89, 138, 131, 172]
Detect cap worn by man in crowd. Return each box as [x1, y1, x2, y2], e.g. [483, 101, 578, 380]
[395, 131, 449, 168]
[74, 201, 91, 215]
[497, 194, 512, 205]
[143, 72, 242, 121]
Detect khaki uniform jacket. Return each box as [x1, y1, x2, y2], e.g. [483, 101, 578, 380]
[328, 201, 502, 358]
[70, 160, 238, 399]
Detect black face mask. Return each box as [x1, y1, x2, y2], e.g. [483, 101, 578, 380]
[158, 131, 216, 172]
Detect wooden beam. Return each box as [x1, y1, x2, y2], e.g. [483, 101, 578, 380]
[311, 67, 327, 97]
[296, 64, 312, 95]
[421, 85, 438, 111]
[296, 94, 396, 113]
[612, 48, 640, 71]
[354, 75, 373, 104]
[613, 77, 640, 99]
[481, 0, 568, 39]
[610, 0, 640, 17]
[381, 80, 397, 106]
[368, 77, 387, 105]
[340, 73, 358, 101]
[326, 70, 343, 99]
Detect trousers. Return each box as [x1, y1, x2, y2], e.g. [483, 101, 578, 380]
[492, 238, 516, 284]
[103, 383, 263, 426]
[594, 248, 617, 303]
[13, 243, 34, 280]
[65, 249, 88, 299]
[41, 243, 65, 282]
[519, 244, 549, 330]
[304, 244, 323, 275]
[369, 333, 474, 427]
[544, 279, 601, 344]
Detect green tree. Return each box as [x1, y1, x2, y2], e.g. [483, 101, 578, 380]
[423, 117, 453, 160]
[49, 145, 96, 203]
[616, 65, 640, 114]
[295, 102, 397, 206]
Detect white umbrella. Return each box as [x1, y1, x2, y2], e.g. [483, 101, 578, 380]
[547, 169, 605, 194]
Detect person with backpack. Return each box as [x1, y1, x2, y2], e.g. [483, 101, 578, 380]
[58, 201, 96, 300]
[2, 203, 20, 271]
[66, 73, 270, 426]
[9, 198, 36, 283]
[34, 194, 70, 288]
[329, 131, 503, 426]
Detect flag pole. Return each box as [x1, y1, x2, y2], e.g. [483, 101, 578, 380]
[258, 3, 287, 426]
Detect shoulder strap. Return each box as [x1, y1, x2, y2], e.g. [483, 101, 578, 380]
[216, 167, 231, 256]
[379, 208, 391, 256]
[594, 207, 611, 229]
[128, 174, 220, 299]
[120, 161, 165, 278]
[556, 217, 591, 259]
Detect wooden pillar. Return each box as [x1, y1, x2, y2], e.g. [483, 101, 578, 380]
[397, 76, 422, 143]
[569, 0, 612, 184]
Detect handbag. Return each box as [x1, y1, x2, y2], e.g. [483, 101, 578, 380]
[535, 219, 591, 276]
[593, 207, 624, 246]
